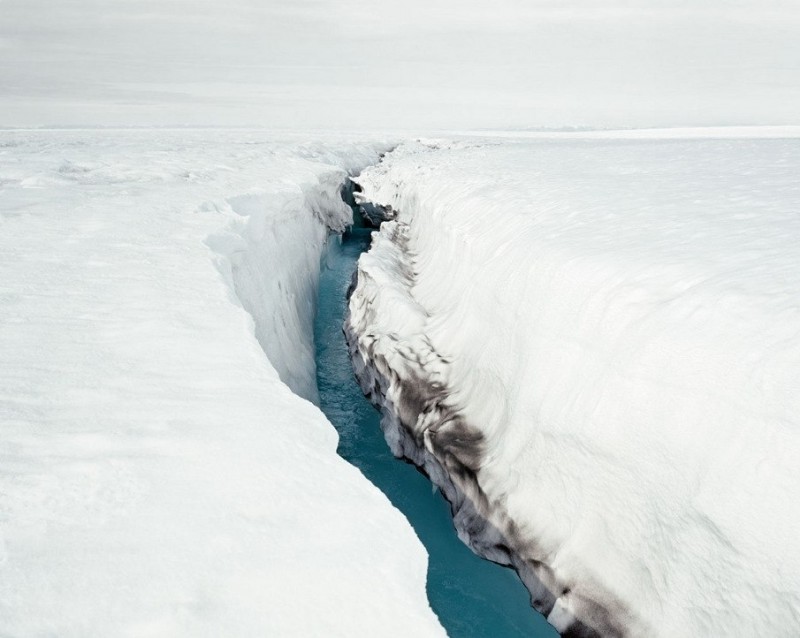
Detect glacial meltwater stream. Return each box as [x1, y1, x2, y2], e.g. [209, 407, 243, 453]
[314, 219, 557, 637]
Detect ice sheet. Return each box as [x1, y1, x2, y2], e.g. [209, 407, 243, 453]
[0, 129, 445, 637]
[348, 133, 800, 636]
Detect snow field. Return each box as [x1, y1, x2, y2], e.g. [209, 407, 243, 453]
[348, 133, 800, 636]
[0, 130, 444, 637]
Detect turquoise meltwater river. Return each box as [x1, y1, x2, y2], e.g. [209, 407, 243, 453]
[314, 221, 557, 638]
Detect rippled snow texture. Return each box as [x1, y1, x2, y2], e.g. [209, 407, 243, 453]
[0, 130, 445, 638]
[348, 132, 800, 637]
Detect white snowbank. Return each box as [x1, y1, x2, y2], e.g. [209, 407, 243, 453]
[0, 130, 445, 637]
[348, 134, 800, 636]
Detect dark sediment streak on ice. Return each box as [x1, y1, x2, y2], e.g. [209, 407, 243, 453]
[344, 205, 642, 638]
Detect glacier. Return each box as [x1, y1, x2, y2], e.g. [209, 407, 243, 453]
[346, 132, 800, 637]
[3, 0, 800, 634]
[0, 129, 446, 637]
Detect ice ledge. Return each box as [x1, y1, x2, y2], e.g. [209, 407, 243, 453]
[206, 168, 353, 403]
[343, 135, 800, 638]
[345, 219, 638, 638]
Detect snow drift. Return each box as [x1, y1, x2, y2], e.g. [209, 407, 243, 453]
[0, 130, 444, 637]
[346, 134, 800, 637]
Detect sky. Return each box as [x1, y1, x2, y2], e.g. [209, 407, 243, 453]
[1, 0, 799, 130]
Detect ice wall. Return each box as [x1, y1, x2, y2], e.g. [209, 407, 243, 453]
[206, 168, 353, 403]
[346, 134, 800, 637]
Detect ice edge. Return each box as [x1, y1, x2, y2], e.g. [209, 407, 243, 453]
[344, 191, 644, 638]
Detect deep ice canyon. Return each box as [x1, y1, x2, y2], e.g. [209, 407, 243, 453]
[1, 129, 799, 637]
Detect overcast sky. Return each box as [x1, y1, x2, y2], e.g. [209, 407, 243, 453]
[2, 0, 799, 129]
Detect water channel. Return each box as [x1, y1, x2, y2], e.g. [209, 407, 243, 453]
[313, 217, 557, 637]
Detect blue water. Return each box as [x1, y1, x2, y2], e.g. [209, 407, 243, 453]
[314, 222, 557, 638]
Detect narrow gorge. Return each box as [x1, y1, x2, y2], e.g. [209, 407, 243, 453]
[313, 180, 556, 637]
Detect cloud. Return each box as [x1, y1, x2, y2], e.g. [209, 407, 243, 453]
[1, 0, 799, 128]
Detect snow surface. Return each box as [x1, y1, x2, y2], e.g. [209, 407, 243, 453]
[0, 130, 446, 637]
[348, 132, 800, 636]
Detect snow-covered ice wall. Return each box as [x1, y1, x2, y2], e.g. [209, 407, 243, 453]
[206, 165, 353, 403]
[346, 133, 800, 637]
[0, 130, 445, 637]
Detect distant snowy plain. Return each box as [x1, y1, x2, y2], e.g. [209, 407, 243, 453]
[348, 131, 800, 637]
[0, 130, 445, 637]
